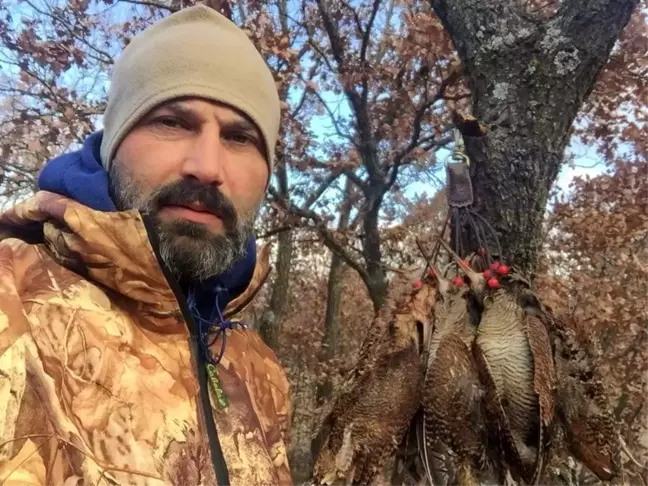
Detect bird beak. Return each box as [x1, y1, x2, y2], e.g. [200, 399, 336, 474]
[421, 318, 432, 356]
[436, 238, 485, 289]
[427, 261, 450, 296]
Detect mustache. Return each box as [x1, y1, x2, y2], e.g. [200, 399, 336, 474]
[150, 179, 238, 229]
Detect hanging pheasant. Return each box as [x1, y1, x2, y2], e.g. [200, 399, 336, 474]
[421, 257, 489, 486]
[312, 271, 437, 485]
[437, 239, 557, 485]
[544, 311, 623, 483]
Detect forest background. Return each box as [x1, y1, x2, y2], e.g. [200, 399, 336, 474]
[0, 0, 646, 484]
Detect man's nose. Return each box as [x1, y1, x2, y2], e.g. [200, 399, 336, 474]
[180, 127, 226, 185]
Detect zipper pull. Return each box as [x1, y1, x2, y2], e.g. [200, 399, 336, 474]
[206, 363, 229, 409]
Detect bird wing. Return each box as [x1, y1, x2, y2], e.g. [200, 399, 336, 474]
[311, 308, 389, 484]
[559, 375, 620, 482]
[471, 337, 524, 482]
[424, 333, 485, 463]
[525, 313, 557, 484]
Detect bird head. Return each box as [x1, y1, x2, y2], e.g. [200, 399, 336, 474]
[436, 238, 488, 297]
[389, 267, 438, 359]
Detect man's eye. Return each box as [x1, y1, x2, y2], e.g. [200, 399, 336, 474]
[153, 117, 184, 129]
[226, 132, 254, 145]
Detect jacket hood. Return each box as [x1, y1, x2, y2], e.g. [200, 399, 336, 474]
[0, 190, 270, 324]
[0, 131, 267, 332]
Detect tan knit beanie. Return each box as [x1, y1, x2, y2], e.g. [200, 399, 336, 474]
[100, 5, 280, 172]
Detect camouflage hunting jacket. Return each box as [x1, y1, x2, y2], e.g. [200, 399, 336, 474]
[0, 191, 292, 486]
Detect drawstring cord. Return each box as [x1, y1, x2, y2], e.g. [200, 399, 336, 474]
[187, 286, 248, 365]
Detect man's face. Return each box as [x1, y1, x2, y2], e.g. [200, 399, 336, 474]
[108, 98, 269, 282]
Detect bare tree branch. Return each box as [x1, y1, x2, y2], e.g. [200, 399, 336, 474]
[257, 224, 297, 239]
[313, 0, 381, 186]
[305, 158, 368, 194]
[341, 169, 367, 193]
[117, 0, 178, 12]
[372, 0, 396, 66]
[339, 0, 364, 38]
[308, 85, 355, 143]
[359, 0, 382, 106]
[303, 35, 339, 78]
[304, 172, 342, 209]
[202, 0, 233, 19]
[269, 185, 369, 282]
[314, 0, 346, 69]
[23, 0, 114, 65]
[384, 67, 461, 189]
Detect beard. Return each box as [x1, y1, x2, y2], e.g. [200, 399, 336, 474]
[108, 164, 257, 283]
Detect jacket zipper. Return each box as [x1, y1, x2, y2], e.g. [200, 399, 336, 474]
[141, 214, 230, 486]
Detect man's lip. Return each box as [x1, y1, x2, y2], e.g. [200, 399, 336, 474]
[165, 203, 217, 215]
[160, 205, 225, 226]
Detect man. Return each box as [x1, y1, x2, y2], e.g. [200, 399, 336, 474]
[0, 5, 292, 486]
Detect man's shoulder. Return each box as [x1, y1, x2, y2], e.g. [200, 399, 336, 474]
[0, 236, 44, 356]
[0, 229, 84, 287]
[0, 234, 44, 282]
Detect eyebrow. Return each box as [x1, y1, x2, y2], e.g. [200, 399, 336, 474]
[220, 118, 258, 134]
[153, 102, 201, 121]
[153, 101, 259, 134]
[141, 102, 203, 129]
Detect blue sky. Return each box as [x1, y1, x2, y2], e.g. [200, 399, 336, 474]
[403, 143, 606, 209]
[304, 89, 606, 209]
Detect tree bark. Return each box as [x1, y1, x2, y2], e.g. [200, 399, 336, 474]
[362, 194, 389, 310]
[431, 0, 638, 275]
[202, 0, 233, 19]
[259, 151, 294, 350]
[316, 178, 354, 405]
[287, 362, 318, 484]
[258, 229, 293, 350]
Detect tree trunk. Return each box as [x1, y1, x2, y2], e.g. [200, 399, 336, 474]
[259, 151, 293, 350]
[287, 362, 318, 484]
[316, 178, 354, 405]
[431, 0, 638, 275]
[258, 228, 294, 350]
[362, 196, 389, 310]
[315, 252, 347, 402]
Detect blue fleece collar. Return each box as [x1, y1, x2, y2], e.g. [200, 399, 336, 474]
[38, 131, 117, 212]
[37, 130, 257, 352]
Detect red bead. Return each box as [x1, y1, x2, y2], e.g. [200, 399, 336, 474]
[413, 280, 422, 289]
[490, 262, 500, 271]
[487, 277, 500, 289]
[497, 264, 509, 275]
[452, 276, 464, 287]
[483, 269, 492, 278]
